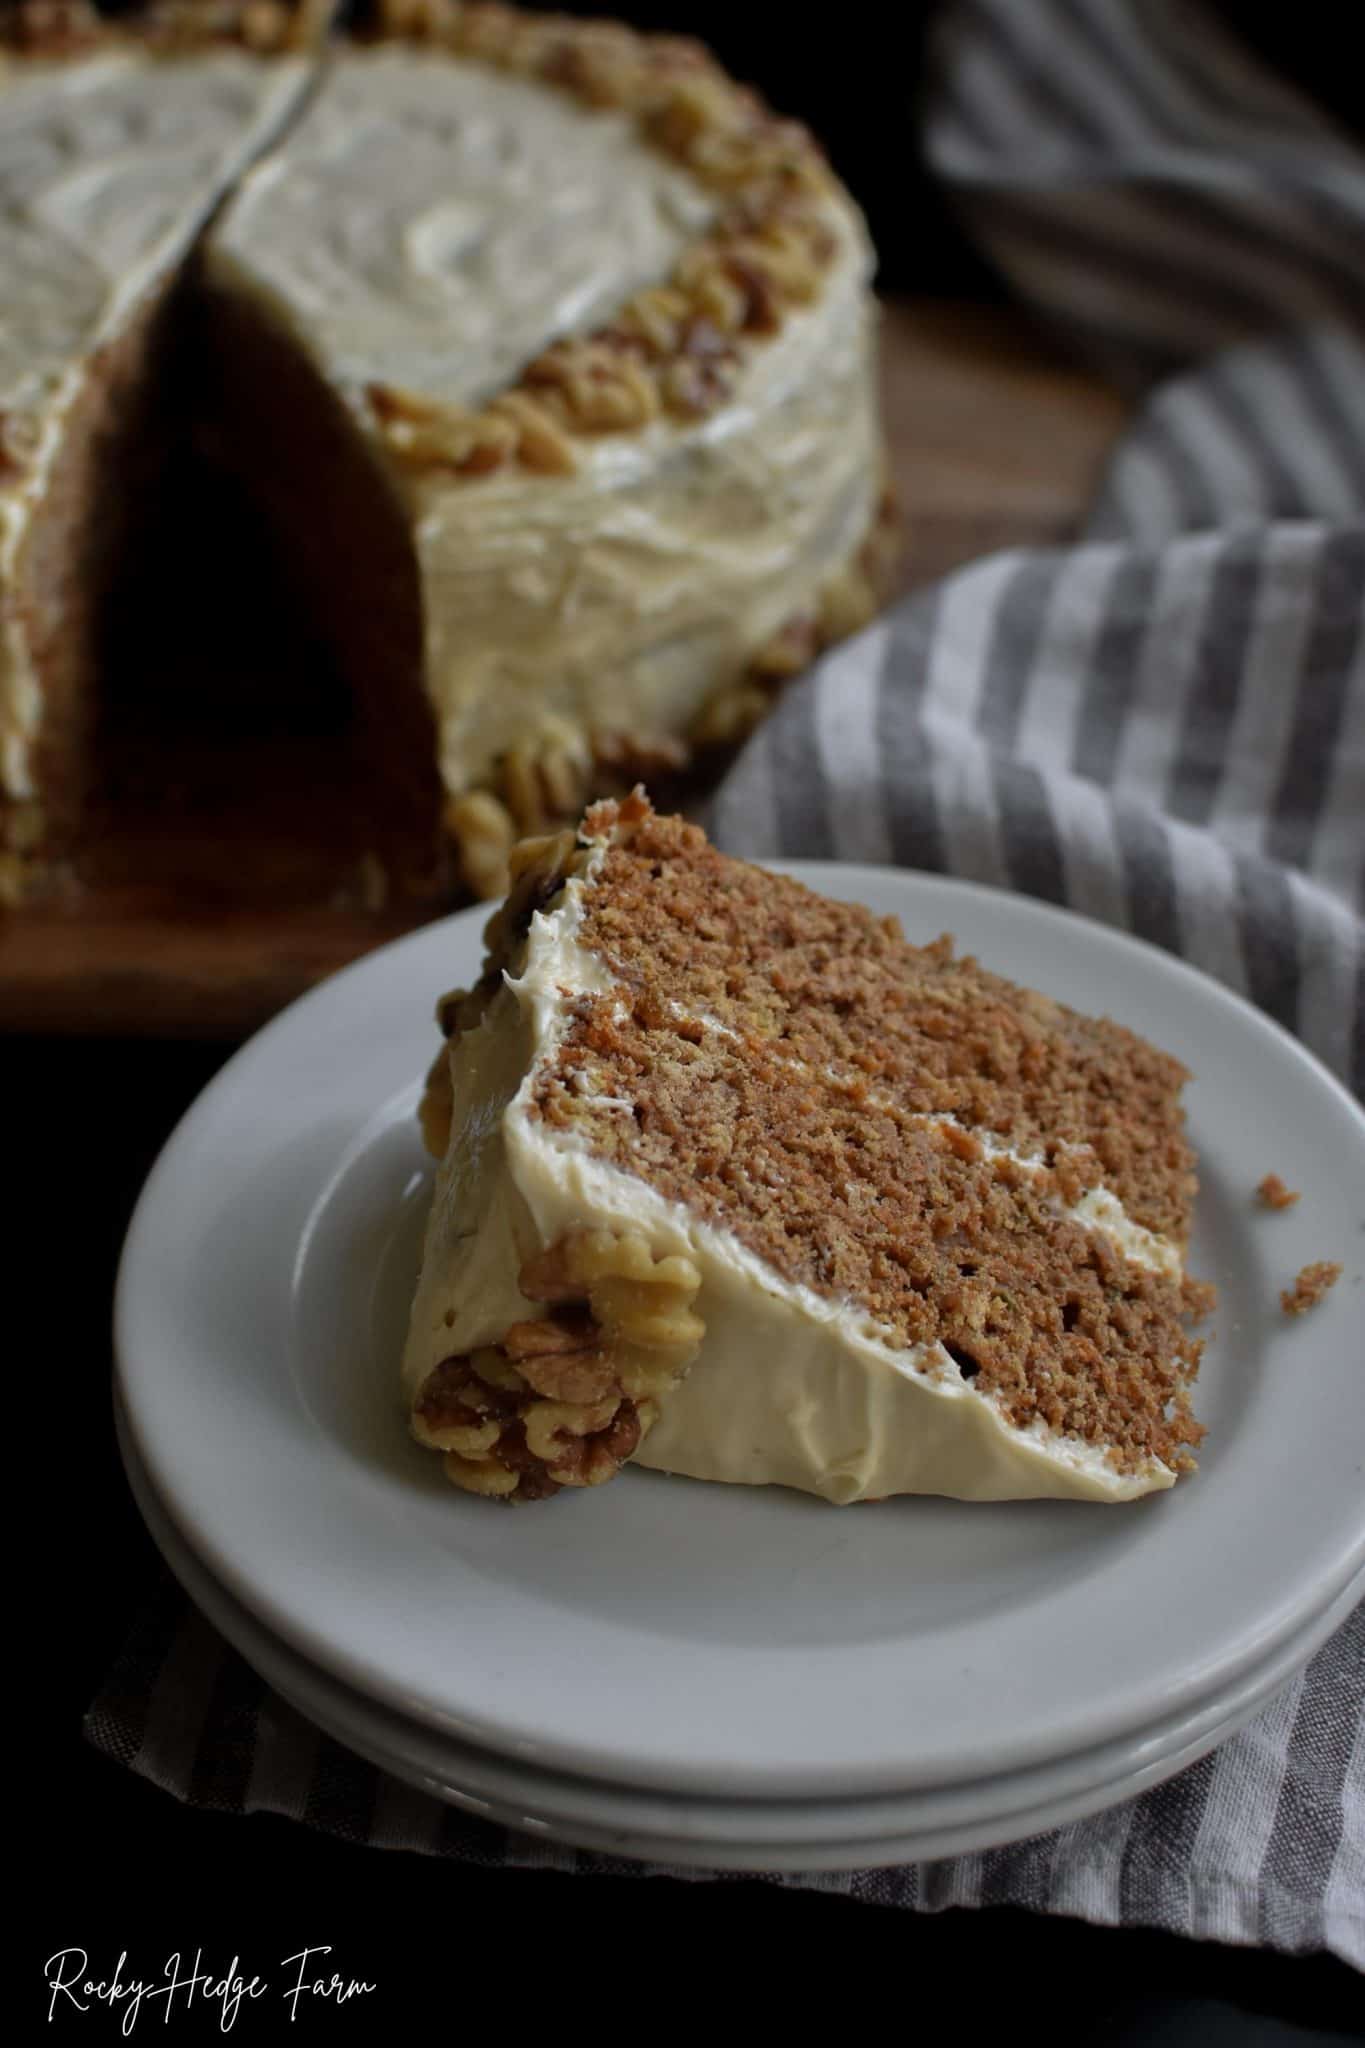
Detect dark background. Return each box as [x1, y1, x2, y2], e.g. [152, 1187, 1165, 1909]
[556, 0, 1365, 296]
[27, 2, 1365, 2037]
[87, 0, 1365, 300]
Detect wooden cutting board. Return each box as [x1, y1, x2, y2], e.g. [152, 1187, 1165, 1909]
[0, 300, 1127, 1039]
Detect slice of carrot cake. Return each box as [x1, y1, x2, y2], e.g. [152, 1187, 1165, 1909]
[403, 796, 1211, 1504]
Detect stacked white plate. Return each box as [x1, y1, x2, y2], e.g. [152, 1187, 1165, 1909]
[115, 867, 1365, 1871]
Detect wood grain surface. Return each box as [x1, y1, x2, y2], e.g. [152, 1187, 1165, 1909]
[0, 300, 1127, 1040]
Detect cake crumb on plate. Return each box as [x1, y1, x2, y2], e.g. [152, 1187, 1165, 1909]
[1256, 1173, 1300, 1209]
[1280, 1262, 1342, 1317]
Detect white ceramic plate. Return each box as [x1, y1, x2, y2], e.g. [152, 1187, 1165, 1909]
[256, 1576, 1365, 1871]
[119, 1405, 1364, 1869]
[115, 866, 1365, 1801]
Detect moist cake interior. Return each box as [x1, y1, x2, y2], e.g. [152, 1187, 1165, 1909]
[534, 806, 1207, 1477]
[26, 290, 436, 913]
[408, 797, 1212, 1504]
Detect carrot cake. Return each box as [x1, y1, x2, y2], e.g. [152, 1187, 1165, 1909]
[0, 0, 325, 894]
[403, 796, 1212, 1504]
[202, 3, 894, 896]
[2, 1, 895, 905]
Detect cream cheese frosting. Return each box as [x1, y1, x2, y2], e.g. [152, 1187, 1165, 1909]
[208, 47, 717, 411]
[1, 22, 890, 897]
[412, 205, 878, 801]
[403, 865, 1185, 1505]
[0, 47, 312, 804]
[205, 43, 882, 810]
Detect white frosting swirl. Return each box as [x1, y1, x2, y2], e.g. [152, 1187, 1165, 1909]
[412, 210, 879, 796]
[206, 45, 882, 801]
[1, 41, 885, 828]
[209, 47, 716, 410]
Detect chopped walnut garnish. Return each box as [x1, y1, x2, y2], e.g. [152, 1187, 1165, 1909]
[591, 729, 691, 789]
[450, 2, 523, 63]
[1280, 1262, 1342, 1317]
[484, 391, 576, 475]
[538, 20, 650, 106]
[239, 0, 291, 51]
[441, 725, 599, 897]
[420, 817, 586, 1116]
[443, 788, 517, 900]
[3, 0, 101, 53]
[475, 824, 584, 981]
[414, 1227, 705, 1502]
[16, 0, 337, 58]
[605, 286, 693, 361]
[524, 338, 661, 433]
[660, 334, 740, 420]
[375, 0, 460, 39]
[356, 5, 842, 484]
[678, 253, 749, 337]
[501, 718, 591, 837]
[1256, 1174, 1301, 1211]
[369, 384, 519, 477]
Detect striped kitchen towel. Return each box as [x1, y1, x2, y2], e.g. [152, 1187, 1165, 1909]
[89, 0, 1364, 1969]
[88, 1575, 1365, 1964]
[922, 0, 1365, 386]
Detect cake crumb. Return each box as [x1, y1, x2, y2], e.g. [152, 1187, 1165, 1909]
[1256, 1173, 1300, 1210]
[1280, 1262, 1342, 1317]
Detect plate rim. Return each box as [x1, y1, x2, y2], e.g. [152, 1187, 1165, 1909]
[118, 1397, 1363, 1855]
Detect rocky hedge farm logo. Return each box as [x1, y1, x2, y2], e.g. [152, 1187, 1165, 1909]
[45, 1947, 376, 2032]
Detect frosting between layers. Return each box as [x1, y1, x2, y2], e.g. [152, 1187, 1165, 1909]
[403, 872, 1184, 1504]
[0, 48, 311, 801]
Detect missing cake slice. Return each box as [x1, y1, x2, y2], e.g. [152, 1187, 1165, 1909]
[403, 795, 1211, 1505]
[0, 3, 326, 890]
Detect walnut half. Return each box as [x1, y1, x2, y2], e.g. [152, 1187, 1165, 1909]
[412, 1227, 705, 1502]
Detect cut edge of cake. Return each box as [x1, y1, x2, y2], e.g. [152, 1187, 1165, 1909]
[404, 795, 1212, 1507]
[0, 0, 334, 904]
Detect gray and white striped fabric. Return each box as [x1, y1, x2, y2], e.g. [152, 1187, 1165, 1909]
[713, 429, 1364, 1098]
[923, 0, 1365, 386]
[85, 1576, 1365, 1962]
[89, 0, 1363, 1970]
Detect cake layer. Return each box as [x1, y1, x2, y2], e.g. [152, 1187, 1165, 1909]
[0, 31, 314, 863]
[405, 800, 1210, 1504]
